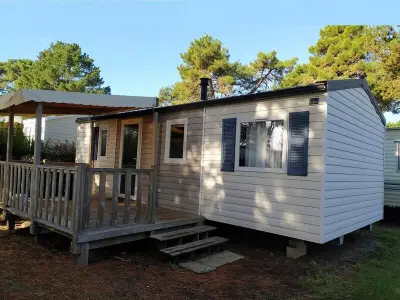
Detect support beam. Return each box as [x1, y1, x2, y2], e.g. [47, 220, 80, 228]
[369, 224, 373, 231]
[339, 235, 344, 246]
[6, 108, 14, 162]
[152, 111, 159, 208]
[30, 103, 43, 234]
[33, 103, 43, 165]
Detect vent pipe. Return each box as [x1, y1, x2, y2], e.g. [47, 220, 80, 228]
[200, 78, 209, 101]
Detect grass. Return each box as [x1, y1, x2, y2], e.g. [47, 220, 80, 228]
[300, 225, 400, 300]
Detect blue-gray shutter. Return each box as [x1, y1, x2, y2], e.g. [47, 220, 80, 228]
[287, 111, 309, 176]
[221, 118, 237, 172]
[92, 127, 99, 161]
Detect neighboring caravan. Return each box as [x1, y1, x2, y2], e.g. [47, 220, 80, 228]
[23, 115, 83, 142]
[76, 78, 385, 244]
[384, 127, 400, 207]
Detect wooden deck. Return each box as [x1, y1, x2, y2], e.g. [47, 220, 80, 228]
[0, 161, 203, 265]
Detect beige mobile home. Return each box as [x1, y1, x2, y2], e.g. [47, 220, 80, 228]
[384, 128, 400, 207]
[75, 78, 385, 247]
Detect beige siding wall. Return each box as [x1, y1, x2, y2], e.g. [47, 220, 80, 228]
[92, 119, 118, 197]
[156, 109, 203, 214]
[75, 123, 91, 163]
[114, 115, 154, 202]
[384, 128, 400, 207]
[323, 88, 384, 242]
[201, 93, 327, 243]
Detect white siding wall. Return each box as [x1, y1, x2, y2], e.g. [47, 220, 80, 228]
[323, 88, 384, 242]
[23, 115, 81, 142]
[44, 116, 80, 142]
[201, 93, 327, 243]
[23, 118, 45, 140]
[75, 123, 91, 163]
[384, 128, 400, 207]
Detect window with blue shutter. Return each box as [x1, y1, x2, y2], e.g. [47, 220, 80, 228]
[92, 127, 100, 161]
[221, 118, 237, 172]
[287, 111, 309, 176]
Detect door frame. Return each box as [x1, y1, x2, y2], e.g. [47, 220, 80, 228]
[118, 118, 143, 200]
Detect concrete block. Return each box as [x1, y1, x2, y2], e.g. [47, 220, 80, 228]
[286, 240, 307, 259]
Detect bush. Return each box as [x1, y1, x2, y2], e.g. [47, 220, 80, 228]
[0, 121, 34, 161]
[0, 121, 75, 162]
[41, 139, 76, 162]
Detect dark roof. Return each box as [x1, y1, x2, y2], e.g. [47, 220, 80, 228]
[76, 79, 385, 125]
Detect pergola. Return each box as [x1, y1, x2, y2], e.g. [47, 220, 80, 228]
[0, 89, 157, 165]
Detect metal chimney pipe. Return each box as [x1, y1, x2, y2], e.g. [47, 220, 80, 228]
[200, 78, 209, 101]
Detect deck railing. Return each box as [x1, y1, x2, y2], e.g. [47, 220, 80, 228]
[82, 168, 156, 229]
[0, 161, 156, 236]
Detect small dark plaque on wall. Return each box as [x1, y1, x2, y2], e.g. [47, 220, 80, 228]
[309, 97, 319, 105]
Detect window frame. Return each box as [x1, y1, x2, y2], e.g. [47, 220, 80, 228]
[98, 125, 109, 160]
[164, 118, 188, 164]
[395, 141, 400, 172]
[234, 115, 288, 173]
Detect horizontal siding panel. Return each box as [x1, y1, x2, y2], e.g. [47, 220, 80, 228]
[326, 156, 383, 171]
[201, 200, 320, 225]
[322, 214, 382, 243]
[202, 171, 322, 182]
[325, 199, 382, 216]
[202, 176, 322, 190]
[203, 189, 321, 207]
[202, 196, 320, 216]
[324, 88, 384, 242]
[324, 211, 382, 235]
[325, 187, 382, 200]
[203, 213, 320, 243]
[325, 204, 382, 225]
[201, 206, 320, 234]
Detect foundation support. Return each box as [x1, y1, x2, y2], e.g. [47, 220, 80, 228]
[286, 239, 307, 259]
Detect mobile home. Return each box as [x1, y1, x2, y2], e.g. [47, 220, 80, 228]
[76, 78, 385, 245]
[384, 127, 400, 207]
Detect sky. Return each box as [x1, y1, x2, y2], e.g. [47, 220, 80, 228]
[1, 0, 399, 121]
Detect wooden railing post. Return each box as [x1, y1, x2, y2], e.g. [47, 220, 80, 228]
[71, 163, 87, 254]
[148, 166, 157, 224]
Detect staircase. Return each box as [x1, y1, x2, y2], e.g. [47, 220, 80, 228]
[150, 225, 228, 260]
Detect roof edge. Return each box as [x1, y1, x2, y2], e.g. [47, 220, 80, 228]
[77, 82, 327, 123]
[327, 79, 386, 125]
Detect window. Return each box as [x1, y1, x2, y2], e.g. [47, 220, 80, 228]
[238, 120, 284, 169]
[99, 127, 108, 159]
[396, 142, 400, 171]
[164, 118, 188, 164]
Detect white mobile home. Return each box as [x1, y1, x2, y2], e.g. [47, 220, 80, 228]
[76, 79, 385, 245]
[384, 127, 400, 207]
[23, 115, 83, 142]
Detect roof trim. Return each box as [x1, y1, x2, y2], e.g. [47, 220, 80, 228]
[327, 79, 386, 125]
[78, 79, 386, 127]
[77, 82, 327, 123]
[155, 82, 327, 113]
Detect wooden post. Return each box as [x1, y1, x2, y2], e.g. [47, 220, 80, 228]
[71, 163, 87, 255]
[3, 107, 14, 208]
[152, 111, 159, 208]
[30, 102, 43, 235]
[6, 107, 14, 163]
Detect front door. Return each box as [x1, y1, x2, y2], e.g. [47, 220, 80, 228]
[119, 120, 141, 199]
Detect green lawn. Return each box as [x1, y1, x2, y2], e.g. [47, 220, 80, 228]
[300, 225, 400, 300]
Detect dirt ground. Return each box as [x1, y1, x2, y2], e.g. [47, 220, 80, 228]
[0, 220, 377, 300]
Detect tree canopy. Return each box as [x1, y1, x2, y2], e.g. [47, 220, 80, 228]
[0, 42, 110, 95]
[280, 25, 400, 112]
[158, 35, 297, 105]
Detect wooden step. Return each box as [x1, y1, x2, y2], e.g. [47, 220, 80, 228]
[151, 225, 216, 242]
[161, 236, 228, 257]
